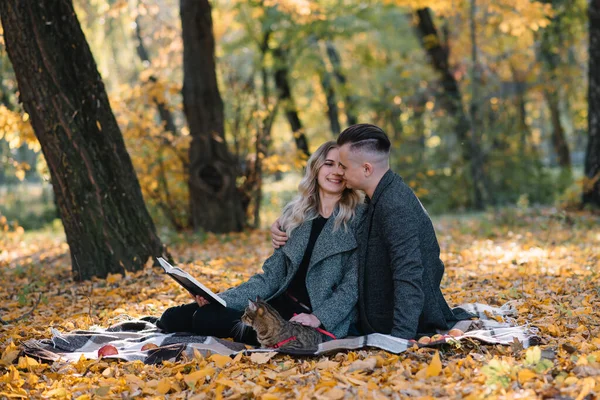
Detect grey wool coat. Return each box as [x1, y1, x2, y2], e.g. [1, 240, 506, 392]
[219, 209, 363, 339]
[357, 170, 471, 339]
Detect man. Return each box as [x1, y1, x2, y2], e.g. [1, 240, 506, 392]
[272, 124, 470, 339]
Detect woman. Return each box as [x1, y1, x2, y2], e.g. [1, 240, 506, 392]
[157, 141, 363, 343]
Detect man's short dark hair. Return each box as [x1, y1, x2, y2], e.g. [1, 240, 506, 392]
[337, 124, 391, 154]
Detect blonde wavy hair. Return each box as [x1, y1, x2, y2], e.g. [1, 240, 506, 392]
[279, 141, 362, 236]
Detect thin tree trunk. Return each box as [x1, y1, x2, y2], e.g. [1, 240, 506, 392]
[414, 8, 471, 162]
[546, 90, 572, 168]
[325, 42, 358, 125]
[135, 16, 178, 136]
[469, 0, 486, 209]
[539, 2, 572, 169]
[181, 0, 245, 232]
[584, 0, 600, 206]
[309, 37, 341, 136]
[321, 68, 341, 136]
[0, 0, 165, 280]
[273, 47, 310, 157]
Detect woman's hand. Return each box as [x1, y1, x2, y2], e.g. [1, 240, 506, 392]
[191, 294, 210, 307]
[270, 219, 289, 248]
[290, 313, 321, 328]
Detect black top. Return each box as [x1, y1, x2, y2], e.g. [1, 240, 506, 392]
[269, 215, 328, 320]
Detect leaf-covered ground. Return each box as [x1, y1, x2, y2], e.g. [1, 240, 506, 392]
[1, 208, 599, 399]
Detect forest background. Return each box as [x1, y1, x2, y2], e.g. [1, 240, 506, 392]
[0, 0, 595, 236]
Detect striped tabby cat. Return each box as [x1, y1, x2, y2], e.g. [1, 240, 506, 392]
[241, 298, 322, 351]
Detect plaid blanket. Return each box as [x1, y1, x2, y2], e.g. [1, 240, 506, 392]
[22, 302, 538, 364]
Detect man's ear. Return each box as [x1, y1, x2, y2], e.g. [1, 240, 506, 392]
[363, 162, 374, 177]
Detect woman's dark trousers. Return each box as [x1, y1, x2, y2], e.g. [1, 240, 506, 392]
[157, 303, 258, 345]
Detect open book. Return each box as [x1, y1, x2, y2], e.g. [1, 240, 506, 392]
[157, 257, 227, 307]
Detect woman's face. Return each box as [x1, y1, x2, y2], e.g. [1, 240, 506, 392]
[317, 148, 345, 195]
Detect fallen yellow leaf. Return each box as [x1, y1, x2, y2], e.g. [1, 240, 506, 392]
[426, 351, 442, 377]
[517, 368, 537, 383]
[210, 353, 232, 368]
[156, 378, 171, 395]
[1, 344, 20, 367]
[184, 367, 215, 387]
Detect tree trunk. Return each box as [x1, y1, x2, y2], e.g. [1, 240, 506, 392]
[309, 38, 341, 136]
[325, 42, 358, 126]
[415, 8, 471, 163]
[181, 0, 245, 232]
[468, 0, 487, 209]
[135, 16, 178, 135]
[273, 47, 310, 157]
[545, 90, 572, 168]
[584, 0, 600, 206]
[539, 1, 572, 169]
[0, 0, 165, 281]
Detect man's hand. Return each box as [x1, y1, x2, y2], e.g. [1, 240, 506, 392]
[270, 219, 288, 248]
[191, 294, 210, 307]
[290, 313, 321, 328]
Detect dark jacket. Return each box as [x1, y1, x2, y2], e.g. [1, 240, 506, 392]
[219, 208, 363, 339]
[357, 170, 469, 339]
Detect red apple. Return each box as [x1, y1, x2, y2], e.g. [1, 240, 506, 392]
[430, 334, 443, 342]
[418, 336, 431, 344]
[448, 328, 464, 338]
[141, 343, 159, 351]
[98, 344, 119, 357]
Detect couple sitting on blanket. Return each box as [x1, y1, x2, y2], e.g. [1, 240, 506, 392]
[158, 124, 472, 345]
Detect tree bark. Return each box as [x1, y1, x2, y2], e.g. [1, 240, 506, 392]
[414, 8, 471, 163]
[308, 37, 341, 136]
[539, 1, 572, 169]
[545, 90, 572, 168]
[0, 0, 165, 280]
[181, 0, 245, 232]
[468, 0, 487, 209]
[135, 16, 178, 135]
[273, 47, 310, 157]
[584, 0, 600, 206]
[325, 42, 358, 126]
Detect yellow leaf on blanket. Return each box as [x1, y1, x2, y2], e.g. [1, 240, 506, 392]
[210, 354, 232, 368]
[426, 351, 442, 377]
[250, 352, 277, 365]
[517, 368, 537, 382]
[1, 342, 20, 365]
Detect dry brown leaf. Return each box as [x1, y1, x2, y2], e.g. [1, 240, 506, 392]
[347, 357, 377, 373]
[250, 352, 277, 365]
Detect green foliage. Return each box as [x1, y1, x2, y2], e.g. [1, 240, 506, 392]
[0, 184, 56, 230]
